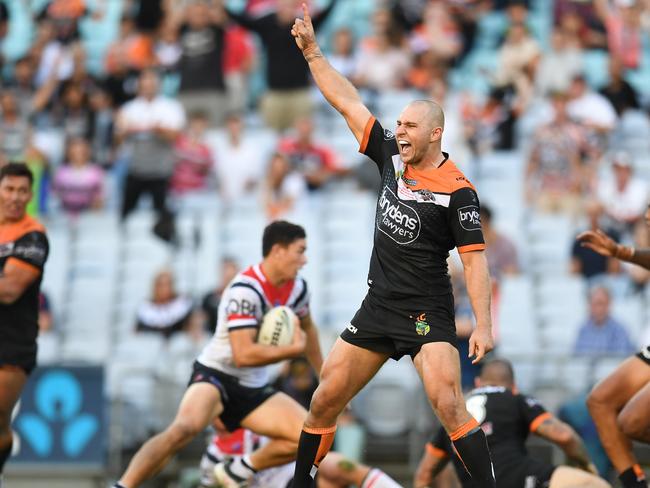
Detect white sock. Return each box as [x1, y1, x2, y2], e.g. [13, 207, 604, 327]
[361, 468, 402, 488]
[228, 455, 256, 479]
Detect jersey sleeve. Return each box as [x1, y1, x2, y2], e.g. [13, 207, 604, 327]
[358, 116, 398, 172]
[292, 278, 310, 319]
[222, 285, 264, 331]
[9, 231, 49, 272]
[518, 394, 551, 432]
[448, 187, 486, 254]
[427, 426, 452, 459]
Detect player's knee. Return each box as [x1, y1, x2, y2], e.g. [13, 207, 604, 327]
[309, 387, 343, 423]
[586, 386, 609, 412]
[618, 409, 644, 439]
[430, 389, 465, 425]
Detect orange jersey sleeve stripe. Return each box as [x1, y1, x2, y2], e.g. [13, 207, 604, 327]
[426, 443, 448, 459]
[449, 418, 480, 441]
[303, 425, 337, 435]
[6, 257, 41, 274]
[359, 116, 376, 154]
[458, 243, 486, 253]
[529, 412, 552, 433]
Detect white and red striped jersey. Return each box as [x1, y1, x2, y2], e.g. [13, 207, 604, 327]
[197, 264, 310, 387]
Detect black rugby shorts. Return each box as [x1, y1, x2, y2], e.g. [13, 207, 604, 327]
[188, 361, 277, 431]
[340, 292, 457, 360]
[0, 338, 37, 374]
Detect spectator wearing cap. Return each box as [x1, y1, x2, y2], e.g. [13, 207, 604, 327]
[573, 286, 636, 356]
[596, 151, 648, 237]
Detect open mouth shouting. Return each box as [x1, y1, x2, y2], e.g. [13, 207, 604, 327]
[398, 139, 412, 158]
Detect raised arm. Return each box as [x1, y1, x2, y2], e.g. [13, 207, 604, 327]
[578, 227, 650, 270]
[291, 3, 371, 144]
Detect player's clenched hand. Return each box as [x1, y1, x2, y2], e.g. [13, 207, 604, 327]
[290, 321, 307, 355]
[468, 327, 494, 364]
[291, 3, 318, 55]
[577, 229, 617, 257]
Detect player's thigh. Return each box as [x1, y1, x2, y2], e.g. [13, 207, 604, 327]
[589, 356, 650, 411]
[549, 466, 611, 488]
[172, 382, 224, 434]
[618, 380, 650, 440]
[0, 366, 27, 427]
[413, 342, 463, 405]
[314, 338, 389, 412]
[240, 392, 306, 441]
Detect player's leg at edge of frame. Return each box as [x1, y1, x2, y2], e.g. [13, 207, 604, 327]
[549, 466, 611, 488]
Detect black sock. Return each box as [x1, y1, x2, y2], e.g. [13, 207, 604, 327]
[291, 426, 336, 488]
[0, 439, 12, 474]
[619, 465, 647, 488]
[451, 420, 496, 488]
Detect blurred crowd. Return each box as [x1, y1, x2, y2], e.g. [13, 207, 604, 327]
[3, 0, 650, 361]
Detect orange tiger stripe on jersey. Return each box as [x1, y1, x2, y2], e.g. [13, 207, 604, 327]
[0, 215, 46, 243]
[403, 158, 477, 195]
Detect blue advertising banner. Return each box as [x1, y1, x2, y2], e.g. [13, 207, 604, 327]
[12, 366, 105, 466]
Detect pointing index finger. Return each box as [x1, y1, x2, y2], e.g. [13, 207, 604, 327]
[302, 2, 312, 24]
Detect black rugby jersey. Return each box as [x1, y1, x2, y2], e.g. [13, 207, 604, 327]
[428, 386, 552, 487]
[0, 215, 49, 353]
[359, 116, 485, 306]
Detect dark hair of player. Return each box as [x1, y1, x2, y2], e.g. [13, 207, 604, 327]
[479, 358, 515, 385]
[0, 162, 34, 185]
[262, 220, 306, 257]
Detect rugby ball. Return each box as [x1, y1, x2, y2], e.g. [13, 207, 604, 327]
[257, 306, 296, 346]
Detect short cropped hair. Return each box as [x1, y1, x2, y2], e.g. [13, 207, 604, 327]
[262, 221, 306, 257]
[0, 162, 34, 186]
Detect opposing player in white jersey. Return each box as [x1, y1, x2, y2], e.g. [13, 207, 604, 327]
[199, 426, 403, 488]
[113, 221, 323, 488]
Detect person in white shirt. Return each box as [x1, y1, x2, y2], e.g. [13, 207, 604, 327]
[115, 70, 186, 230]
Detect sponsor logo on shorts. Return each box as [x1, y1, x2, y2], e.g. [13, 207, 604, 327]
[412, 313, 430, 336]
[346, 324, 358, 334]
[458, 205, 481, 231]
[377, 187, 421, 244]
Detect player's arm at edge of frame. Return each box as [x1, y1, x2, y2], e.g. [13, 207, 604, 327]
[229, 326, 306, 368]
[291, 3, 372, 145]
[0, 258, 41, 304]
[533, 414, 596, 473]
[300, 313, 324, 375]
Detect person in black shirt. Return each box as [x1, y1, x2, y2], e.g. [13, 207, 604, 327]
[0, 164, 49, 480]
[289, 7, 496, 488]
[414, 359, 608, 488]
[578, 222, 650, 488]
[227, 0, 338, 132]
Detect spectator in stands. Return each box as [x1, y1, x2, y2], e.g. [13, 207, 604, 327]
[201, 257, 239, 334]
[480, 205, 519, 280]
[567, 74, 617, 136]
[226, 0, 339, 132]
[594, 0, 643, 70]
[6, 57, 37, 117]
[354, 8, 410, 92]
[171, 110, 214, 200]
[154, 19, 182, 74]
[573, 286, 636, 356]
[600, 56, 640, 116]
[596, 151, 648, 238]
[536, 27, 584, 96]
[209, 112, 266, 204]
[223, 25, 256, 114]
[136, 269, 196, 339]
[554, 0, 607, 50]
[524, 91, 584, 216]
[274, 357, 319, 410]
[0, 91, 31, 161]
[166, 1, 228, 126]
[53, 137, 105, 216]
[262, 152, 307, 220]
[408, 2, 462, 76]
[493, 22, 540, 108]
[571, 201, 621, 283]
[462, 87, 518, 156]
[278, 116, 341, 191]
[105, 15, 155, 77]
[116, 69, 185, 241]
[329, 28, 357, 79]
